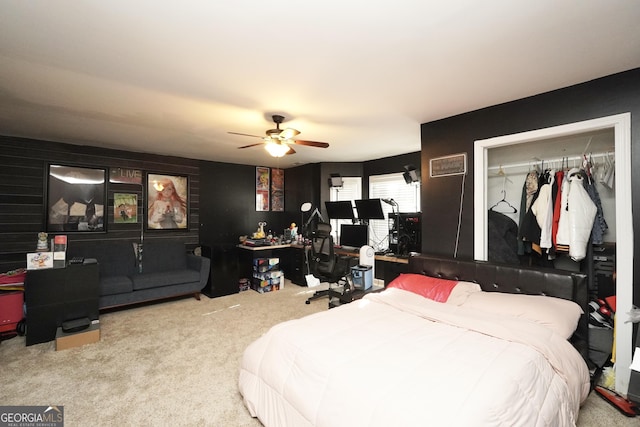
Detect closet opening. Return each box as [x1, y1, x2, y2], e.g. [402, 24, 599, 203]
[473, 113, 633, 396]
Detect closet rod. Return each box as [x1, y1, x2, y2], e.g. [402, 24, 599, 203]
[487, 151, 612, 171]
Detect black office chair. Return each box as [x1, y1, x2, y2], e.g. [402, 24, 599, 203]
[305, 222, 355, 304]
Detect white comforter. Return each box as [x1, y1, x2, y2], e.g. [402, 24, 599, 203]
[239, 288, 590, 427]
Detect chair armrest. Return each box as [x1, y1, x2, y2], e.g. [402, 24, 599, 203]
[187, 253, 211, 289]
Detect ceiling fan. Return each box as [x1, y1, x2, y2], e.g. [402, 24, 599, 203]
[228, 115, 330, 157]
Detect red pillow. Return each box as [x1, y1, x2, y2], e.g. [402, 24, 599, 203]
[387, 273, 459, 302]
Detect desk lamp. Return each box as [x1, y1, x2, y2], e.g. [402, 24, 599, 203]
[300, 202, 324, 237]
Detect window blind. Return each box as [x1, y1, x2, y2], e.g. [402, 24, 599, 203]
[329, 177, 361, 242]
[369, 173, 420, 250]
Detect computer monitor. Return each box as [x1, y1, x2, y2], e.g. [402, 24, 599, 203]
[339, 224, 368, 248]
[354, 199, 385, 220]
[325, 201, 355, 219]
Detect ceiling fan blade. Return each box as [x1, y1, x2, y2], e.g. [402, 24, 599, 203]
[279, 128, 300, 140]
[228, 131, 263, 138]
[285, 146, 296, 155]
[238, 143, 264, 149]
[293, 139, 330, 148]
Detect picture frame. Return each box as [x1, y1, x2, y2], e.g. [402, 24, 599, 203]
[146, 173, 188, 230]
[256, 167, 270, 211]
[271, 168, 284, 211]
[114, 193, 138, 223]
[46, 164, 106, 232]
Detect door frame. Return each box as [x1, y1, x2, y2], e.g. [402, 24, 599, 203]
[473, 113, 633, 395]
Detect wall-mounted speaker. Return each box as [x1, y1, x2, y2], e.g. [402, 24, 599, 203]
[328, 173, 343, 187]
[402, 165, 419, 183]
[403, 169, 419, 184]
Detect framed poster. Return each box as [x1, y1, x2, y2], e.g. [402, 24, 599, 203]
[271, 168, 284, 211]
[146, 173, 188, 230]
[47, 164, 106, 232]
[114, 193, 138, 223]
[256, 167, 270, 211]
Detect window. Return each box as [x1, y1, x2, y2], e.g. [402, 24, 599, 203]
[369, 173, 420, 250]
[329, 177, 361, 243]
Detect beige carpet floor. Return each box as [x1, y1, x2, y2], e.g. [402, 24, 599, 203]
[0, 281, 636, 426]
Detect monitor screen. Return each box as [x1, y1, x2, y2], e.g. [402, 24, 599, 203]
[340, 224, 368, 248]
[325, 201, 355, 219]
[354, 199, 385, 220]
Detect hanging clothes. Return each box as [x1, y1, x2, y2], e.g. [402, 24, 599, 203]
[567, 171, 597, 261]
[517, 170, 541, 256]
[531, 169, 555, 250]
[585, 173, 608, 245]
[488, 210, 520, 265]
[556, 167, 576, 252]
[551, 169, 564, 249]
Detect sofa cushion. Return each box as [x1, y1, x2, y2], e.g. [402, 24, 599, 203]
[68, 241, 137, 277]
[131, 269, 200, 291]
[100, 275, 134, 296]
[142, 241, 187, 273]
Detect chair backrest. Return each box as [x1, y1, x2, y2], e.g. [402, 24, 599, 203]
[309, 222, 337, 278]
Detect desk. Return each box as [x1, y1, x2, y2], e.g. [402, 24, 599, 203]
[237, 244, 292, 288]
[237, 243, 412, 287]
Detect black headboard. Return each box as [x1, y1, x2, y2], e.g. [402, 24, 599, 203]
[408, 254, 589, 365]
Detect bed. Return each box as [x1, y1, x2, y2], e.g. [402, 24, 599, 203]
[239, 254, 591, 427]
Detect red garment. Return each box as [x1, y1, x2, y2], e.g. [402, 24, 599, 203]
[552, 170, 564, 248]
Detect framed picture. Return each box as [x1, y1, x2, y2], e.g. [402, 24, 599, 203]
[256, 167, 270, 211]
[47, 164, 106, 232]
[146, 173, 188, 230]
[271, 168, 284, 211]
[114, 193, 138, 223]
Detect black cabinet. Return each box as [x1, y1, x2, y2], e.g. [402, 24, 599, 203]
[25, 263, 99, 346]
[282, 246, 307, 286]
[201, 245, 239, 298]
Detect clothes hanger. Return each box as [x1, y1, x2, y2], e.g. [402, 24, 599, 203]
[489, 177, 517, 213]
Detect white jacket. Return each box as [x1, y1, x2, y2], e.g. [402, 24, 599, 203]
[567, 172, 597, 261]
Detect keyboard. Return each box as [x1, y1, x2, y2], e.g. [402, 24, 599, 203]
[68, 256, 85, 264]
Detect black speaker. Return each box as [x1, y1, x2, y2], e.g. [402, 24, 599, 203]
[403, 169, 419, 184]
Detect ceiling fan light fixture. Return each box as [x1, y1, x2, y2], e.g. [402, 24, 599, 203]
[279, 128, 300, 140]
[265, 141, 289, 157]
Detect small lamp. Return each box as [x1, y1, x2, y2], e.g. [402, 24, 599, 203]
[300, 202, 324, 237]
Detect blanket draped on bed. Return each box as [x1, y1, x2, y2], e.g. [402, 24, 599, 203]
[239, 288, 590, 427]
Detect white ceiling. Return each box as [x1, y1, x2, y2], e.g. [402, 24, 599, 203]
[1, 1, 639, 169]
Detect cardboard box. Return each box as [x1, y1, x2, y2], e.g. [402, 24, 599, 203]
[55, 322, 100, 351]
[253, 257, 280, 273]
[252, 270, 283, 281]
[251, 276, 281, 293]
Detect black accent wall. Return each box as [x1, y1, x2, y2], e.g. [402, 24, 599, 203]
[0, 123, 420, 298]
[420, 67, 640, 306]
[0, 136, 200, 273]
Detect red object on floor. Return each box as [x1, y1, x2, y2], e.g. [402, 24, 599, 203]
[0, 291, 23, 334]
[605, 295, 617, 312]
[594, 385, 639, 417]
